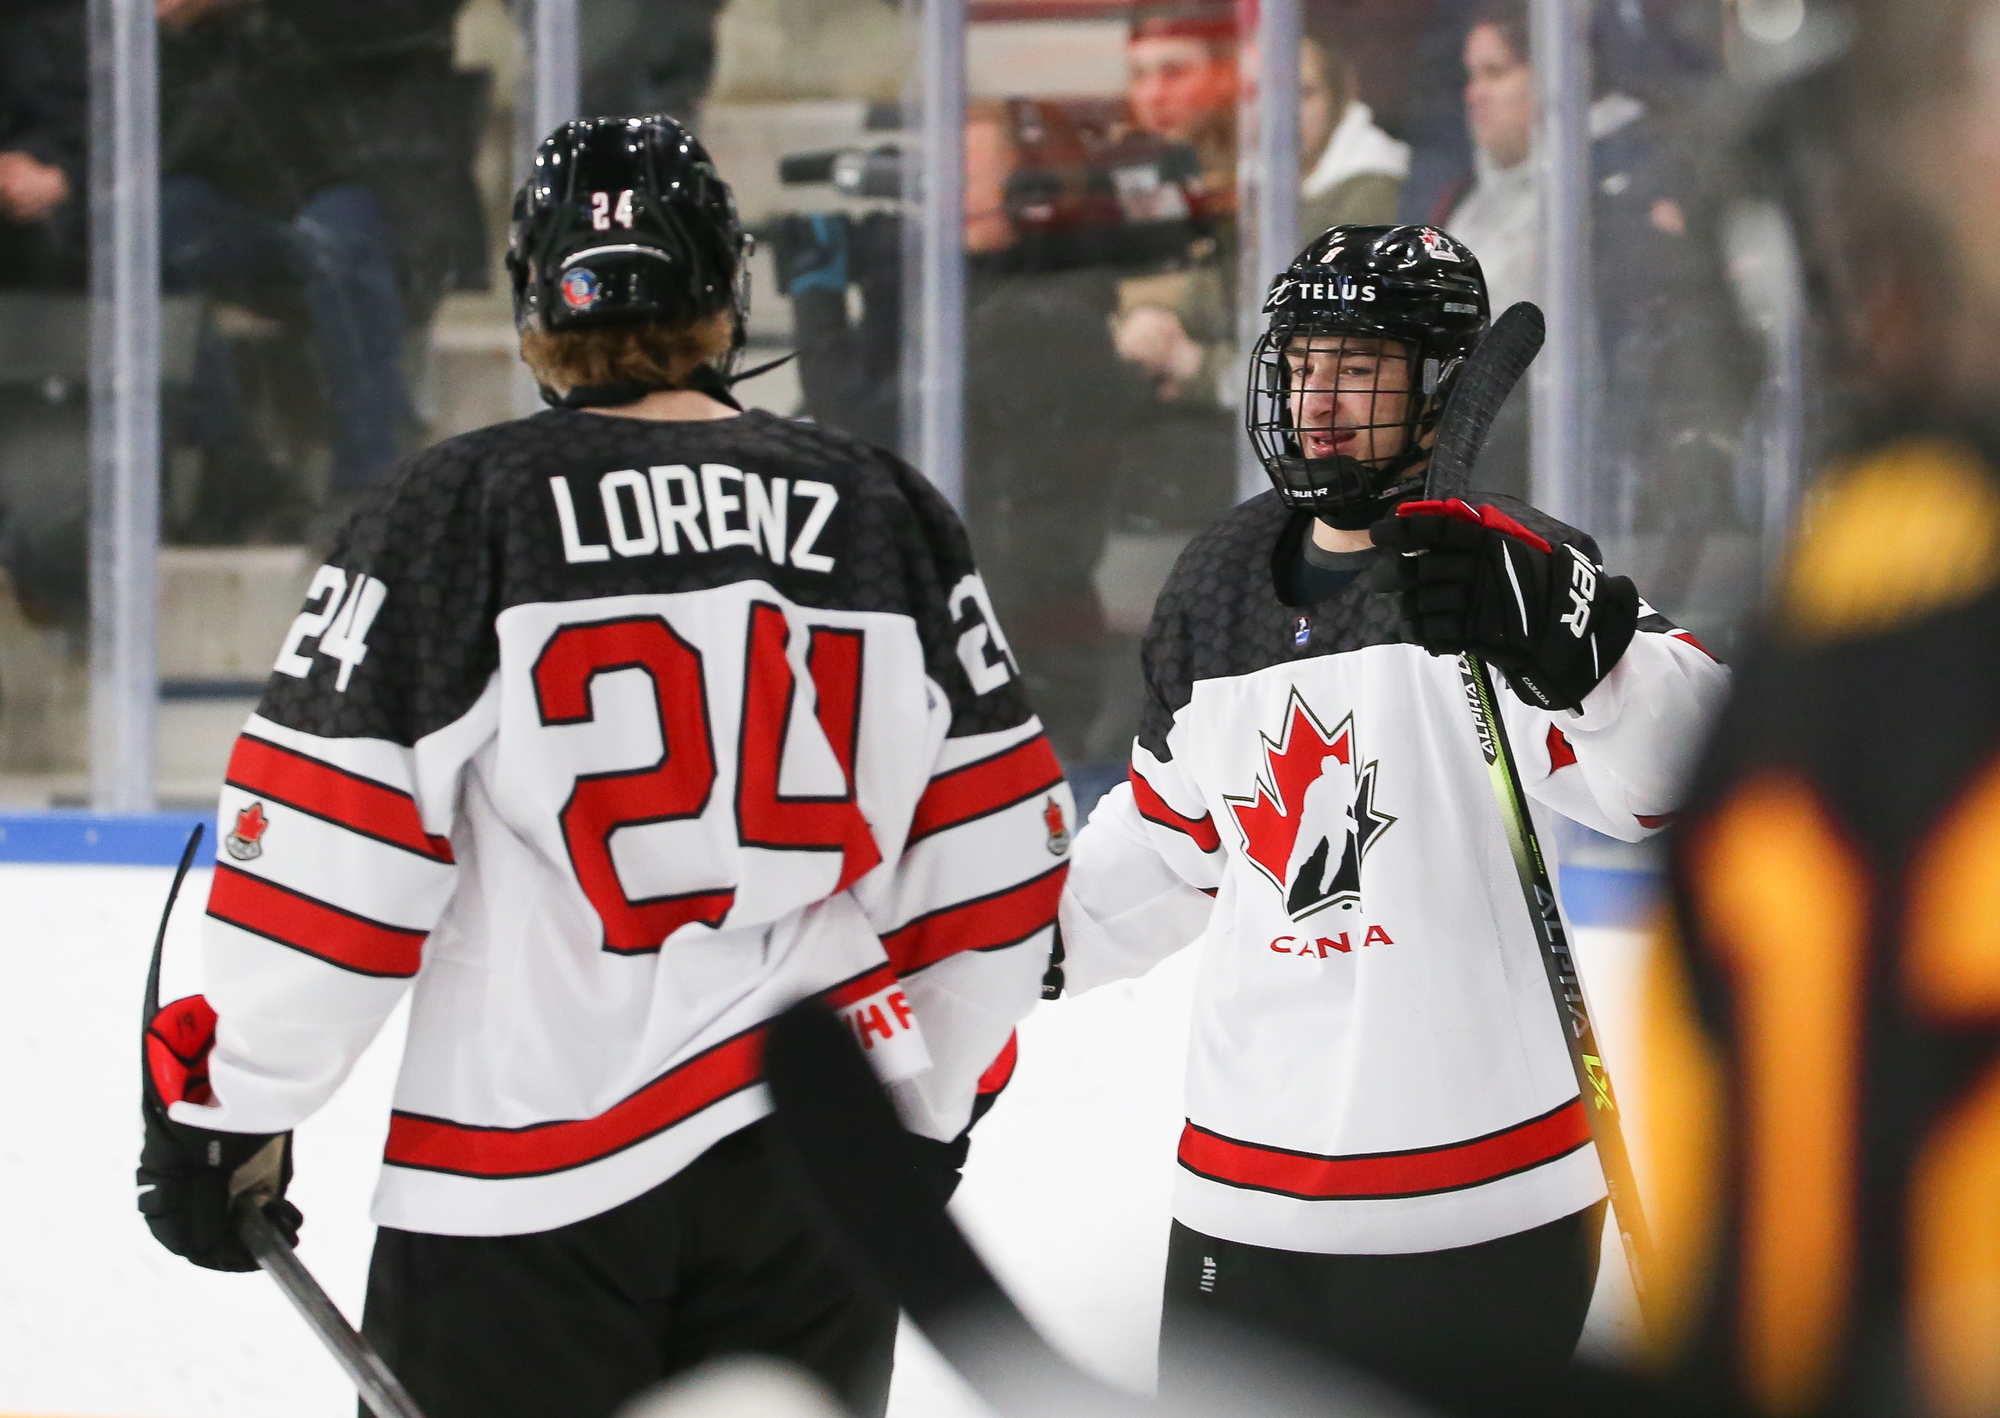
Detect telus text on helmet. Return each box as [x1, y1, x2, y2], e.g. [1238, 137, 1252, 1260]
[1291, 281, 1377, 303]
[548, 467, 840, 572]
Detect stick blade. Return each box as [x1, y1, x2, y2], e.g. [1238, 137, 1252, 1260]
[1425, 301, 1545, 505]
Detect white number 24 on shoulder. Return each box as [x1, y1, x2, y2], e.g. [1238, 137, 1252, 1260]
[274, 565, 389, 692]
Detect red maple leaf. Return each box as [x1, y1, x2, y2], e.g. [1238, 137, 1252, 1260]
[1226, 695, 1350, 889]
[233, 802, 268, 845]
[1043, 796, 1066, 839]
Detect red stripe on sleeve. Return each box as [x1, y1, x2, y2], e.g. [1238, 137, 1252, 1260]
[1547, 725, 1578, 773]
[881, 862, 1067, 975]
[207, 864, 427, 978]
[909, 735, 1066, 843]
[1129, 766, 1221, 853]
[226, 735, 453, 863]
[1177, 1097, 1591, 1201]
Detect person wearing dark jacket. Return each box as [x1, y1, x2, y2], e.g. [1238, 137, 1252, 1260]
[157, 0, 486, 508]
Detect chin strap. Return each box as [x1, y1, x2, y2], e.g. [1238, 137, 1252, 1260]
[542, 352, 798, 413]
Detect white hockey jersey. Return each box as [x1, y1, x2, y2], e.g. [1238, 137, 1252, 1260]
[166, 409, 1069, 1237]
[1058, 492, 1727, 1256]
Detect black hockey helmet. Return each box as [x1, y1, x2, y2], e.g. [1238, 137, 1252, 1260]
[1245, 224, 1489, 524]
[508, 115, 749, 366]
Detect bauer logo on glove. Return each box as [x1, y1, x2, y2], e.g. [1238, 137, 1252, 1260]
[1367, 497, 1640, 712]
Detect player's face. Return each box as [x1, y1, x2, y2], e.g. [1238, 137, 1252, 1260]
[1464, 23, 1534, 169]
[1285, 334, 1414, 466]
[1127, 36, 1239, 143]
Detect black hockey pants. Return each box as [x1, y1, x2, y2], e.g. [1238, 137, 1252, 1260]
[360, 1120, 897, 1418]
[1160, 1200, 1606, 1417]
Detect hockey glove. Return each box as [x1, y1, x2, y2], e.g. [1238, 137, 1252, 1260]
[1369, 498, 1639, 712]
[137, 993, 300, 1272]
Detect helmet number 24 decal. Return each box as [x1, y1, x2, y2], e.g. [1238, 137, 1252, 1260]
[590, 189, 637, 232]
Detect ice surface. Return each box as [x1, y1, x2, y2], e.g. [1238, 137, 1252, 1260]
[0, 863, 1643, 1418]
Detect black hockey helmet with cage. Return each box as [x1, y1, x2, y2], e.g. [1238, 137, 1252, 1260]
[1246, 224, 1489, 524]
[507, 116, 749, 367]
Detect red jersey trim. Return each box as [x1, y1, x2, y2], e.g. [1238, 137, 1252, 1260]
[1547, 725, 1578, 773]
[1130, 767, 1222, 853]
[881, 861, 1067, 975]
[380, 963, 896, 1179]
[207, 864, 427, 978]
[977, 1031, 1019, 1095]
[908, 735, 1065, 844]
[226, 734, 454, 863]
[1176, 1097, 1591, 1201]
[820, 962, 900, 1010]
[1669, 628, 1717, 660]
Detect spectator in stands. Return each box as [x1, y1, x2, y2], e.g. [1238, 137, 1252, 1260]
[1125, 0, 1240, 198]
[157, 0, 486, 535]
[0, 0, 85, 291]
[1433, 0, 1538, 312]
[1115, 26, 1407, 406]
[582, 0, 727, 134]
[0, 0, 88, 638]
[962, 100, 1139, 766]
[1298, 33, 1408, 235]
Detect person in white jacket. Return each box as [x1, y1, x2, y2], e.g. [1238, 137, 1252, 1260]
[1298, 36, 1410, 236]
[1055, 223, 1727, 1415]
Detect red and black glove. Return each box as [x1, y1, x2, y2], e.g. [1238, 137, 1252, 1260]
[138, 994, 300, 1272]
[1369, 498, 1639, 712]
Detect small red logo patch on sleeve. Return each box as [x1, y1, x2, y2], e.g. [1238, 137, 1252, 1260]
[1546, 725, 1579, 773]
[224, 802, 269, 862]
[1043, 796, 1072, 855]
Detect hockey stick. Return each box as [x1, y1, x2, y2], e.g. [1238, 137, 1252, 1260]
[234, 1201, 429, 1418]
[142, 828, 429, 1418]
[141, 825, 205, 1035]
[762, 1004, 1144, 1416]
[1420, 302, 1659, 1327]
[761, 1005, 1405, 1418]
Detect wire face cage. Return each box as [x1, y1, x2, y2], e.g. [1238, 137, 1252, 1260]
[1245, 323, 1443, 520]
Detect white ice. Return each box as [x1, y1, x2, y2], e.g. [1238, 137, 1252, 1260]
[0, 863, 1646, 1418]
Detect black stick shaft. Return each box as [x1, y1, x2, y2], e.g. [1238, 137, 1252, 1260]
[1457, 654, 1656, 1322]
[237, 1205, 429, 1418]
[143, 824, 205, 1023]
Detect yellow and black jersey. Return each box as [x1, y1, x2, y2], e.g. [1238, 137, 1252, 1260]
[1650, 432, 2000, 1418]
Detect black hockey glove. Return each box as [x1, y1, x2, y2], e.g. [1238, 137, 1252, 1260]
[1369, 498, 1639, 712]
[138, 993, 300, 1272]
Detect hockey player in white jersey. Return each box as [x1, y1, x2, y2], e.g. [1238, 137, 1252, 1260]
[1055, 224, 1727, 1414]
[135, 116, 1068, 1418]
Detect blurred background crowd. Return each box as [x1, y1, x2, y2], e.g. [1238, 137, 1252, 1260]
[0, 0, 1791, 813]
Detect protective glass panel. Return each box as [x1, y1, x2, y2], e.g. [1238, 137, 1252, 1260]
[704, 0, 918, 452]
[936, 0, 1248, 802]
[0, 2, 523, 808]
[1577, 2, 1783, 661]
[0, 3, 90, 803]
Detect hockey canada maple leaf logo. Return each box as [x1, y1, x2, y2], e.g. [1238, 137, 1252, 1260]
[1042, 795, 1072, 855]
[1223, 689, 1396, 921]
[224, 802, 269, 862]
